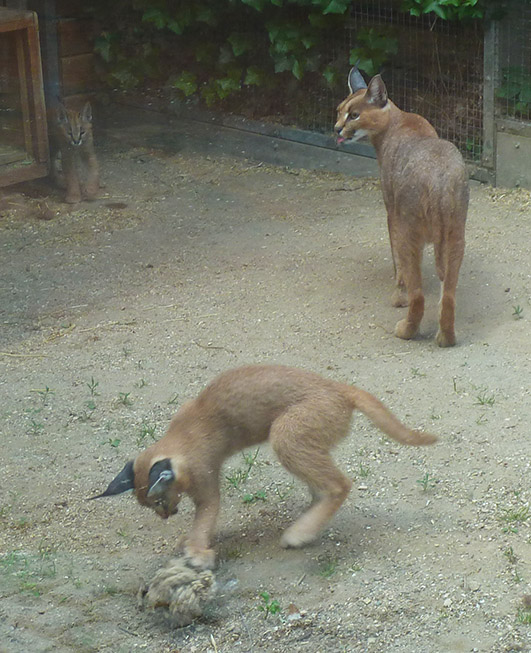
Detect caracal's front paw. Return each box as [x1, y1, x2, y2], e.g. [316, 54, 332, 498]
[436, 329, 456, 348]
[183, 544, 216, 570]
[65, 192, 81, 204]
[394, 318, 419, 340]
[280, 527, 317, 549]
[84, 182, 100, 201]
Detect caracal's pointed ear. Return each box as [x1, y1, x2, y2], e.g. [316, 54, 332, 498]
[348, 65, 368, 94]
[89, 460, 135, 499]
[56, 101, 68, 124]
[147, 458, 176, 499]
[81, 102, 92, 122]
[366, 74, 388, 108]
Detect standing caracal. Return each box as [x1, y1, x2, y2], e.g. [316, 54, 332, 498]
[91, 365, 436, 569]
[335, 68, 468, 347]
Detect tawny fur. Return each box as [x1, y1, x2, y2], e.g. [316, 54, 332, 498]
[335, 72, 468, 347]
[97, 365, 436, 570]
[51, 102, 100, 204]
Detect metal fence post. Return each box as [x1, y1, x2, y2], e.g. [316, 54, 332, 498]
[482, 17, 498, 173]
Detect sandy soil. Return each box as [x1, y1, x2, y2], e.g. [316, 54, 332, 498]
[1, 117, 530, 653]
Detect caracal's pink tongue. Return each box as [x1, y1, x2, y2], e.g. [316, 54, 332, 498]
[336, 136, 345, 144]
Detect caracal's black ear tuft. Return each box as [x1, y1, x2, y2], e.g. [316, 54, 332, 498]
[366, 74, 388, 108]
[147, 459, 175, 498]
[348, 65, 368, 94]
[89, 460, 135, 499]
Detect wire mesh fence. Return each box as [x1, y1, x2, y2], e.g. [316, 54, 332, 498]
[496, 2, 531, 122]
[292, 1, 484, 163]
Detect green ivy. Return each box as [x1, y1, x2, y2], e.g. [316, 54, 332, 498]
[89, 0, 489, 107]
[496, 66, 531, 116]
[349, 27, 398, 77]
[401, 0, 483, 20]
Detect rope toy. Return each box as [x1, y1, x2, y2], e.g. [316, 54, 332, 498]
[138, 558, 217, 627]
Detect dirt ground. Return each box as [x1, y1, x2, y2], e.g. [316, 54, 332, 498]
[1, 111, 530, 653]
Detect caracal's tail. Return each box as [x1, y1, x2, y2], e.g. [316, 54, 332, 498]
[342, 385, 437, 446]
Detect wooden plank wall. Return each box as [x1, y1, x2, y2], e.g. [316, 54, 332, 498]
[54, 1, 99, 101]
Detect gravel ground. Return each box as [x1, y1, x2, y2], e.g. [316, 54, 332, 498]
[0, 113, 530, 653]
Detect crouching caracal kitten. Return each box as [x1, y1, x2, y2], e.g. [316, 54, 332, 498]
[335, 68, 468, 347]
[91, 365, 437, 569]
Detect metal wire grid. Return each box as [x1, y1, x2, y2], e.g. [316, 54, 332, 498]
[294, 1, 485, 161]
[496, 3, 531, 122]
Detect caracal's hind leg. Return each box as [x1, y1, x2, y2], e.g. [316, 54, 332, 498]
[388, 214, 408, 307]
[434, 232, 465, 347]
[394, 240, 425, 340]
[270, 404, 352, 549]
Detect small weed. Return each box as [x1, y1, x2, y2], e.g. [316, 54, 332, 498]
[504, 546, 518, 565]
[135, 378, 148, 389]
[223, 545, 243, 560]
[317, 555, 338, 578]
[117, 392, 133, 407]
[28, 419, 44, 436]
[242, 490, 267, 504]
[226, 469, 250, 491]
[0, 504, 12, 520]
[0, 549, 57, 596]
[226, 449, 260, 491]
[516, 608, 531, 624]
[452, 376, 459, 394]
[357, 462, 370, 478]
[137, 421, 157, 446]
[122, 347, 132, 358]
[87, 377, 100, 396]
[106, 438, 121, 448]
[416, 472, 437, 492]
[476, 413, 488, 425]
[475, 391, 495, 407]
[349, 563, 362, 573]
[76, 400, 97, 422]
[258, 591, 281, 619]
[168, 394, 180, 405]
[512, 305, 524, 320]
[411, 367, 426, 378]
[242, 448, 260, 470]
[32, 386, 54, 405]
[274, 480, 295, 501]
[500, 504, 530, 526]
[20, 580, 41, 596]
[103, 585, 120, 596]
[430, 411, 442, 420]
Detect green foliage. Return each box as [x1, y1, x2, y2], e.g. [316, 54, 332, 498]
[171, 71, 198, 97]
[401, 0, 483, 20]
[90, 0, 493, 110]
[94, 31, 160, 89]
[258, 591, 281, 618]
[496, 67, 531, 116]
[349, 27, 398, 76]
[90, 0, 351, 103]
[242, 490, 267, 503]
[416, 472, 437, 492]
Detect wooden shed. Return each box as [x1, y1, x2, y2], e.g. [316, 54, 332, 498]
[0, 0, 98, 187]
